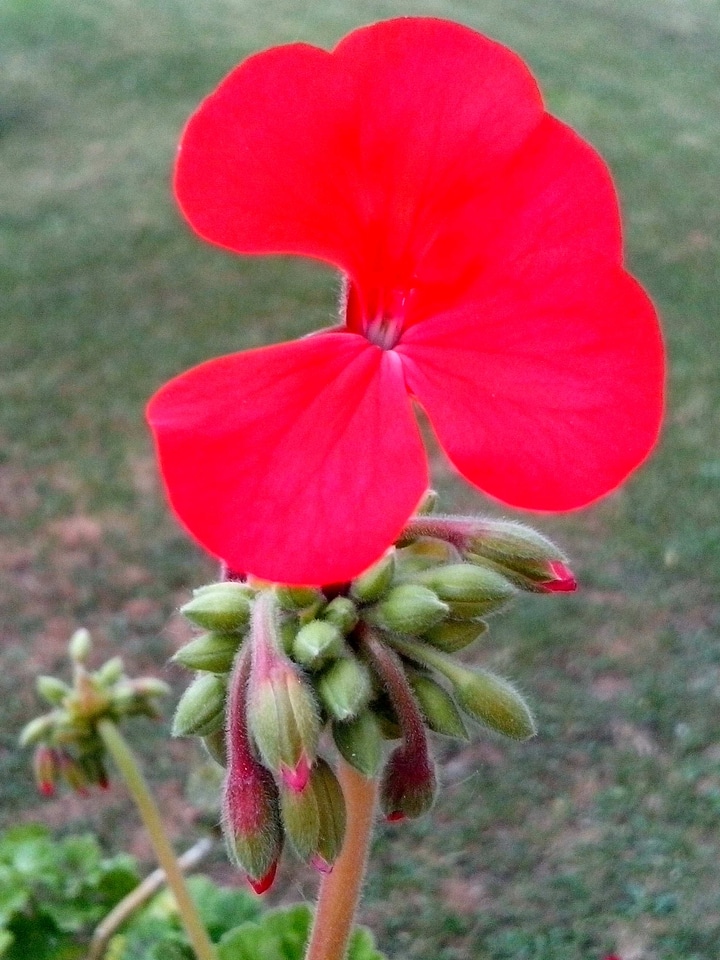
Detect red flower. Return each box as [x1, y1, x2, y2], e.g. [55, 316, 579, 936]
[147, 18, 664, 586]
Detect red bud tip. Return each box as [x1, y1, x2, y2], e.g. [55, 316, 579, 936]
[248, 860, 278, 895]
[385, 811, 406, 823]
[281, 754, 311, 793]
[310, 854, 333, 875]
[39, 781, 55, 797]
[540, 561, 577, 593]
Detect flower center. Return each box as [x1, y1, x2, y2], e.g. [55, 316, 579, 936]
[364, 313, 404, 350]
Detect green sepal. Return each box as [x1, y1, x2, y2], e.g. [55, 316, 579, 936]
[172, 673, 227, 738]
[172, 631, 245, 673]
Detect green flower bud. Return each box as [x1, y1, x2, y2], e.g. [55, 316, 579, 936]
[417, 564, 515, 618]
[37, 675, 70, 707]
[94, 656, 125, 687]
[172, 631, 245, 673]
[447, 665, 535, 741]
[280, 772, 321, 862]
[172, 673, 227, 737]
[292, 620, 344, 670]
[316, 655, 372, 722]
[68, 628, 92, 663]
[350, 553, 395, 604]
[19, 713, 57, 748]
[202, 728, 227, 767]
[276, 585, 325, 610]
[422, 619, 488, 653]
[394, 537, 459, 576]
[407, 673, 468, 740]
[131, 677, 172, 700]
[312, 758, 347, 870]
[247, 662, 320, 788]
[322, 596, 359, 634]
[181, 582, 253, 632]
[371, 583, 449, 635]
[332, 710, 383, 777]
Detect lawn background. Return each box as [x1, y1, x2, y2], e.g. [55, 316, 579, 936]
[1, 0, 719, 957]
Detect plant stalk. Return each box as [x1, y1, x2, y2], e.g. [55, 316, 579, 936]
[98, 719, 218, 960]
[305, 760, 378, 960]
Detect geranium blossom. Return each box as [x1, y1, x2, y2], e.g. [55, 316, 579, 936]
[147, 17, 664, 585]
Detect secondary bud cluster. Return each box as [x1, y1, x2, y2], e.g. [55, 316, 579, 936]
[20, 629, 170, 797]
[171, 496, 575, 891]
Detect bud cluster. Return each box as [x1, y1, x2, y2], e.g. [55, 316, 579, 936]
[172, 496, 575, 892]
[20, 629, 170, 796]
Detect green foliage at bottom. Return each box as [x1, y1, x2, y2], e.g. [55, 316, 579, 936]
[0, 825, 387, 960]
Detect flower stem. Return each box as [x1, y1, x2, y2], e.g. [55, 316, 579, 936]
[305, 760, 378, 960]
[97, 719, 218, 960]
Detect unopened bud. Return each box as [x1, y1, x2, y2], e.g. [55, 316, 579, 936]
[417, 564, 515, 618]
[94, 657, 125, 687]
[371, 584, 449, 635]
[181, 582, 253, 632]
[68, 628, 92, 663]
[408, 673, 468, 740]
[276, 585, 325, 611]
[464, 520, 575, 593]
[380, 742, 437, 820]
[279, 769, 320, 862]
[394, 537, 459, 576]
[332, 710, 383, 778]
[78, 749, 109, 790]
[350, 553, 395, 604]
[247, 662, 320, 789]
[422, 619, 487, 653]
[58, 750, 90, 795]
[222, 762, 283, 892]
[446, 664, 535, 741]
[33, 745, 58, 796]
[20, 713, 57, 748]
[172, 673, 226, 737]
[130, 677, 172, 700]
[292, 620, 344, 670]
[202, 728, 226, 767]
[37, 675, 70, 707]
[316, 655, 372, 722]
[322, 596, 359, 634]
[311, 758, 347, 870]
[172, 631, 245, 673]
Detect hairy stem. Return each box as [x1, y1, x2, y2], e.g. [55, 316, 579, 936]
[98, 719, 218, 960]
[305, 760, 378, 960]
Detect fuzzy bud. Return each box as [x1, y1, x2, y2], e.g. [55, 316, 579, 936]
[292, 620, 344, 670]
[20, 713, 57, 748]
[322, 596, 359, 634]
[446, 664, 536, 741]
[37, 675, 70, 708]
[371, 583, 449, 635]
[68, 628, 92, 663]
[316, 655, 372, 722]
[350, 553, 395, 604]
[247, 662, 320, 790]
[407, 673, 468, 740]
[181, 582, 253, 632]
[416, 564, 515, 618]
[332, 710, 383, 778]
[33, 745, 58, 797]
[222, 761, 283, 892]
[172, 631, 245, 673]
[380, 742, 437, 820]
[94, 657, 125, 687]
[172, 673, 227, 737]
[422, 619, 487, 653]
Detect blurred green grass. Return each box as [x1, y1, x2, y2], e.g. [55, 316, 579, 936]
[1, 0, 719, 957]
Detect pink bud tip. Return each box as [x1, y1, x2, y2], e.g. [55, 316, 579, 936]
[385, 811, 406, 823]
[248, 860, 278, 895]
[540, 561, 577, 593]
[311, 855, 333, 875]
[281, 754, 311, 793]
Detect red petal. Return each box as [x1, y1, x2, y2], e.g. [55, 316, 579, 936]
[408, 116, 624, 322]
[147, 334, 426, 585]
[174, 18, 543, 302]
[398, 257, 664, 511]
